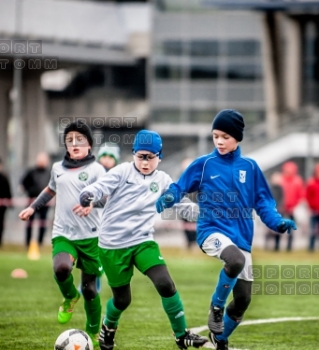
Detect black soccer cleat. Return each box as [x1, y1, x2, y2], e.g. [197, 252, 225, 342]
[175, 329, 208, 349]
[99, 323, 116, 350]
[209, 332, 229, 350]
[208, 305, 224, 335]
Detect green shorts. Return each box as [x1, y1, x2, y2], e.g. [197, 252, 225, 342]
[52, 236, 103, 277]
[99, 240, 166, 287]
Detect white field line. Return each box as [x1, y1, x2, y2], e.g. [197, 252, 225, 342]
[191, 316, 319, 350]
[202, 341, 248, 349]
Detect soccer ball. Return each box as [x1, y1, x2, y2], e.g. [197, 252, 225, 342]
[54, 329, 93, 350]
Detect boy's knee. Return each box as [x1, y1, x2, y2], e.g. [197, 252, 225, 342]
[231, 255, 245, 276]
[113, 294, 131, 311]
[221, 245, 245, 278]
[54, 263, 72, 282]
[235, 295, 251, 310]
[82, 281, 97, 300]
[145, 264, 176, 297]
[227, 295, 251, 319]
[155, 277, 176, 298]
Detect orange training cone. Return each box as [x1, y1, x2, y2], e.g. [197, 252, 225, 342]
[11, 268, 28, 278]
[27, 240, 40, 260]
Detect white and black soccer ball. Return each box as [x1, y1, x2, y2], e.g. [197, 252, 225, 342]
[54, 329, 93, 350]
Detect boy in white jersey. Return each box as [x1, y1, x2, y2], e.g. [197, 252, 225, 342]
[78, 142, 121, 295]
[78, 130, 208, 350]
[19, 121, 105, 346]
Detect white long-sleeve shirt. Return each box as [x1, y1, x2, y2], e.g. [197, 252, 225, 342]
[80, 162, 198, 249]
[49, 161, 105, 240]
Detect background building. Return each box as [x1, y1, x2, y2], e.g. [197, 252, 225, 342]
[150, 0, 319, 180]
[1, 0, 319, 248]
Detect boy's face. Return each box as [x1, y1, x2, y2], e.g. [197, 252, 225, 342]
[212, 130, 239, 155]
[99, 155, 116, 170]
[133, 150, 160, 175]
[65, 131, 91, 159]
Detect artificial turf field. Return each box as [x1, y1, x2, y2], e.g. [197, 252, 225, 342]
[0, 246, 318, 349]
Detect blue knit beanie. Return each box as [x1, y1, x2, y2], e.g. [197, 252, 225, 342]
[212, 109, 245, 142]
[132, 130, 163, 159]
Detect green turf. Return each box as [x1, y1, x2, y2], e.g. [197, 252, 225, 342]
[0, 248, 318, 349]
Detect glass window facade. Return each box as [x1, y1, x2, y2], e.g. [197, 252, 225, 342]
[151, 20, 265, 124]
[303, 21, 319, 105]
[154, 40, 262, 81]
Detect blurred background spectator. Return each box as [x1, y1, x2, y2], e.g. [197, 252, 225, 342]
[305, 163, 319, 251]
[265, 171, 283, 251]
[20, 152, 51, 247]
[97, 142, 121, 171]
[280, 161, 305, 251]
[0, 158, 12, 247]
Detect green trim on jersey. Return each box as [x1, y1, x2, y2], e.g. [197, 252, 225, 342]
[52, 236, 103, 276]
[99, 241, 166, 287]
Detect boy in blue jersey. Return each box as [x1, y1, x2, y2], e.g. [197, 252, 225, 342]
[156, 110, 297, 350]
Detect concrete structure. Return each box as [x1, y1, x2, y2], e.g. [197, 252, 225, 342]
[149, 1, 319, 158]
[1, 0, 319, 188]
[2, 0, 319, 249]
[0, 0, 151, 189]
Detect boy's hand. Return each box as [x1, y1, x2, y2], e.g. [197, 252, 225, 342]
[19, 207, 35, 221]
[277, 219, 297, 234]
[156, 193, 175, 213]
[72, 203, 93, 217]
[80, 191, 94, 207]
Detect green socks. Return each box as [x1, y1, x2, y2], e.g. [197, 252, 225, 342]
[103, 293, 187, 337]
[85, 294, 102, 334]
[54, 274, 78, 299]
[55, 274, 102, 334]
[104, 298, 123, 329]
[162, 292, 187, 338]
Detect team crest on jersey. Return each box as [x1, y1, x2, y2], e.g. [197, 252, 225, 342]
[78, 172, 89, 181]
[239, 170, 246, 183]
[214, 238, 222, 249]
[150, 182, 159, 193]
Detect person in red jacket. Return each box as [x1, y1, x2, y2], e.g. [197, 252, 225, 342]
[305, 163, 319, 251]
[264, 172, 284, 251]
[280, 161, 304, 251]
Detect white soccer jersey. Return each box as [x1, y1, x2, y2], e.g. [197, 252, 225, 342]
[81, 162, 198, 249]
[49, 161, 105, 240]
